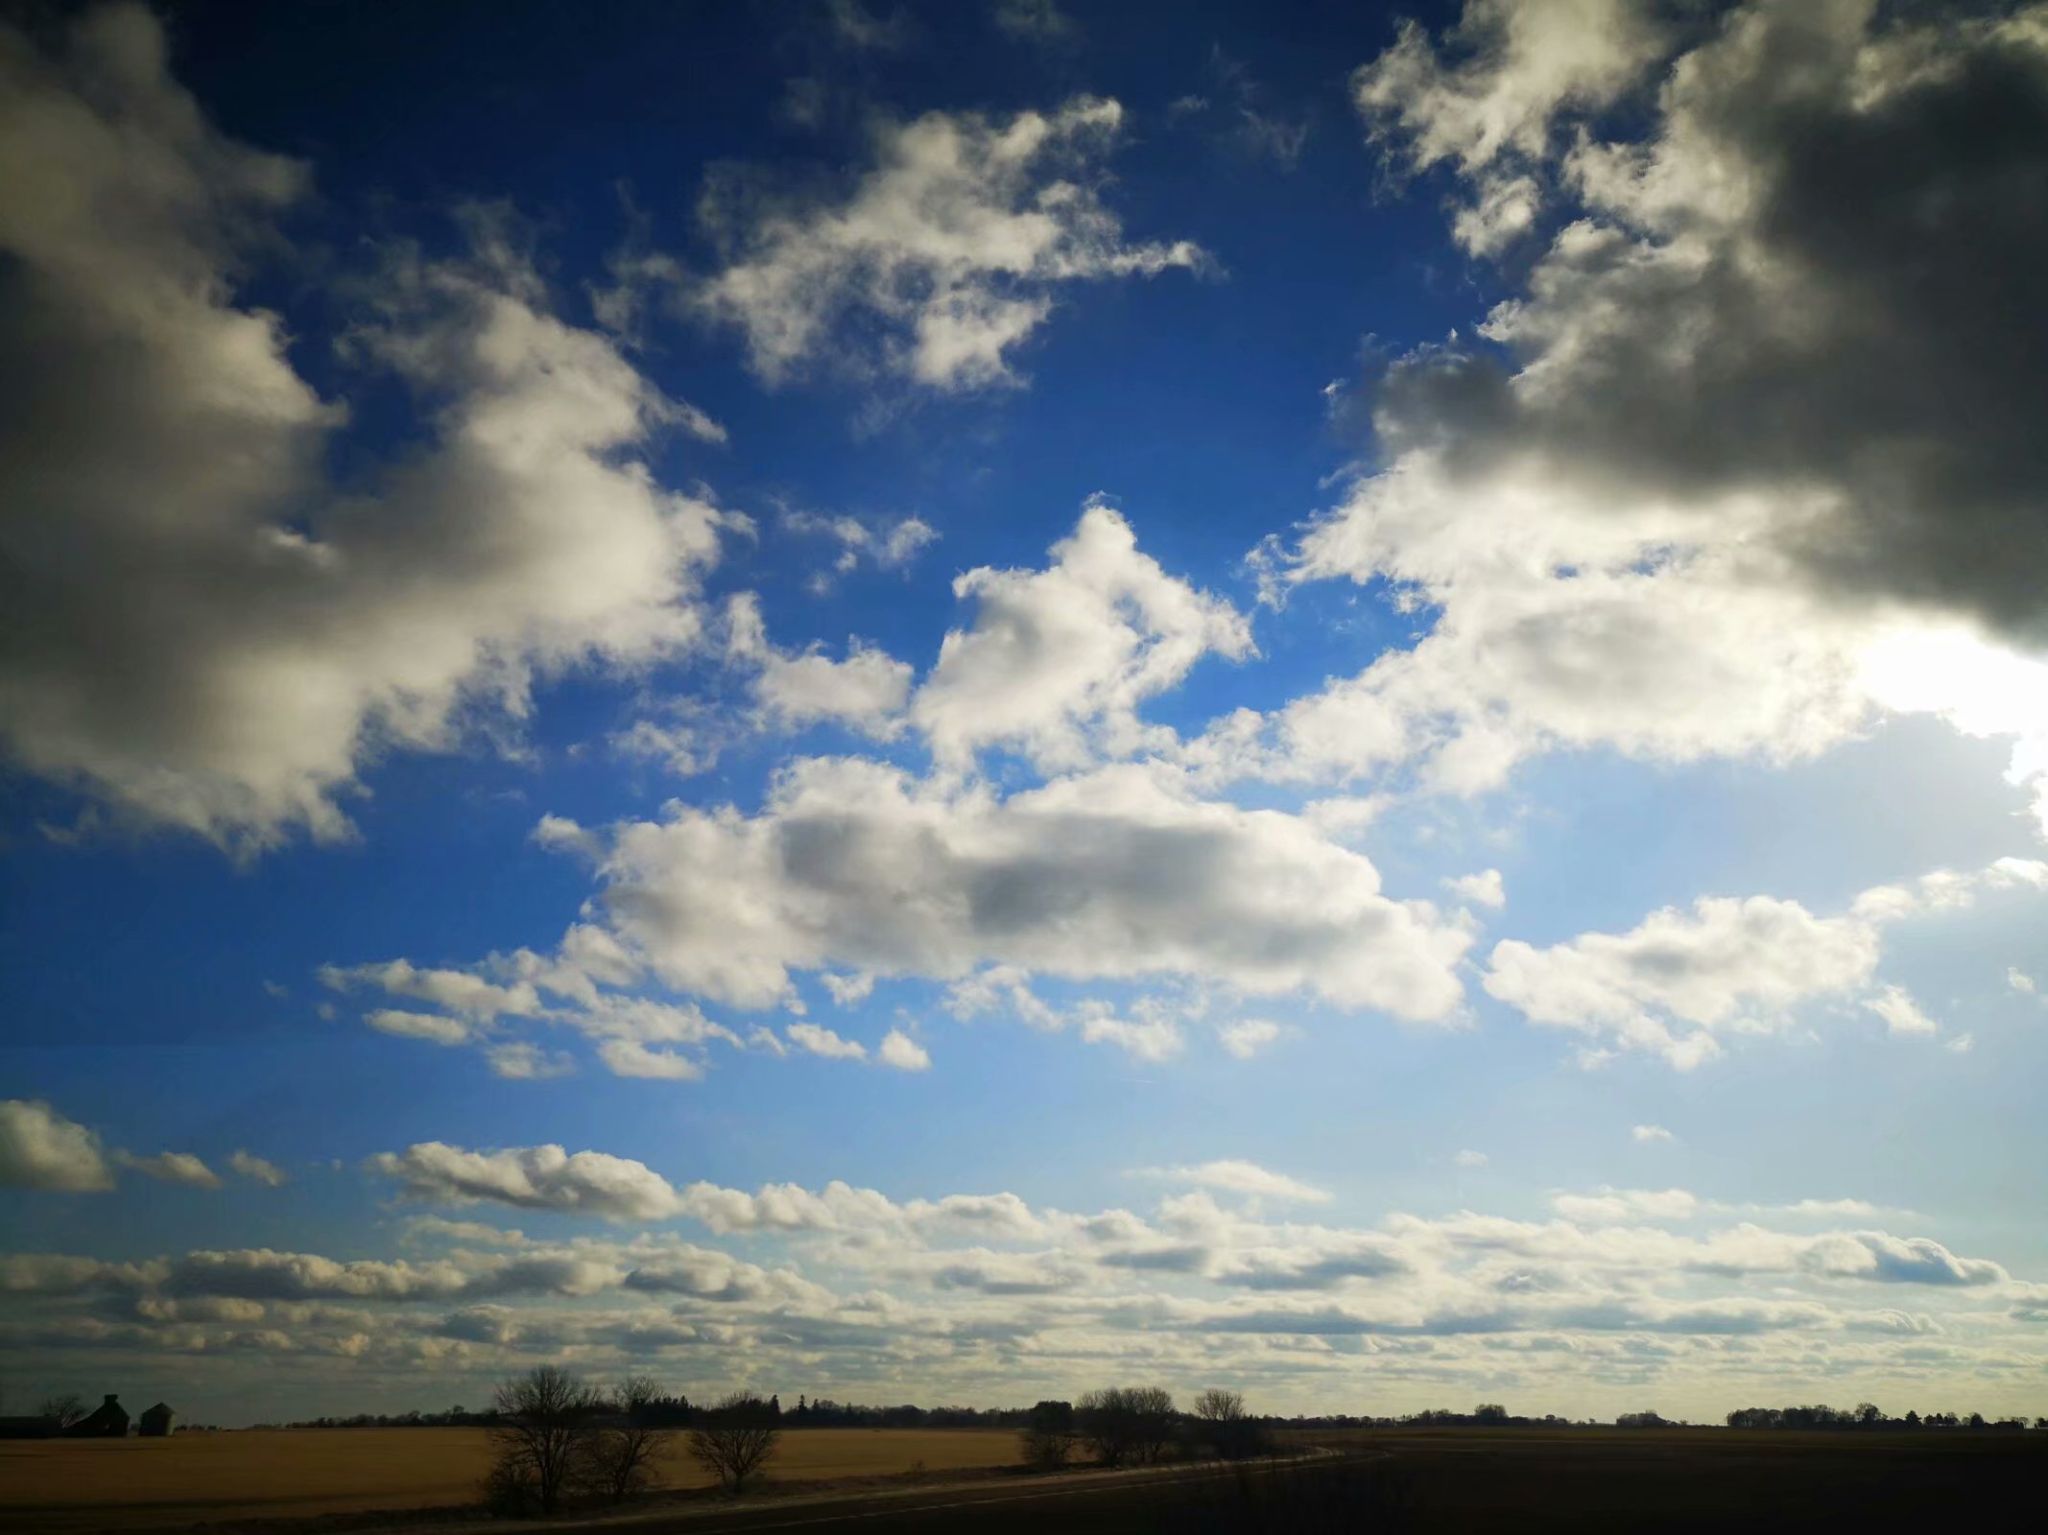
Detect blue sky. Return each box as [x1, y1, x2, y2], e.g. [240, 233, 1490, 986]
[4, 0, 2047, 1424]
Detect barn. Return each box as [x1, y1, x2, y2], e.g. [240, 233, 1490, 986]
[67, 1395, 130, 1437]
[139, 1402, 177, 1437]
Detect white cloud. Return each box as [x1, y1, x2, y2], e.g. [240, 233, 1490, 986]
[228, 1151, 289, 1187]
[553, 755, 1470, 1017]
[695, 97, 1203, 390]
[1632, 1124, 1675, 1145]
[1444, 868, 1506, 909]
[322, 961, 538, 1021]
[914, 500, 1254, 771]
[1485, 894, 1882, 1070]
[485, 1043, 576, 1081]
[787, 1022, 868, 1062]
[878, 1028, 932, 1072]
[0, 1100, 115, 1192]
[1354, 0, 1667, 180]
[763, 647, 915, 736]
[0, 7, 732, 850]
[1077, 1007, 1184, 1063]
[1217, 1018, 1284, 1060]
[1862, 984, 1938, 1038]
[115, 1151, 223, 1190]
[366, 1142, 689, 1223]
[821, 972, 877, 1008]
[2010, 967, 2038, 994]
[366, 1010, 475, 1047]
[782, 508, 939, 586]
[1135, 1160, 1332, 1204]
[1453, 1149, 1489, 1169]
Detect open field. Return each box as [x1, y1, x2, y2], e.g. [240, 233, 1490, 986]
[1273, 1427, 2048, 1532]
[6, 1425, 2045, 1533]
[0, 1427, 1023, 1532]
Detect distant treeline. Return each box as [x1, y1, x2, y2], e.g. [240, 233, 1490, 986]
[274, 1396, 2047, 1434]
[1726, 1403, 2045, 1431]
[281, 1394, 1037, 1431]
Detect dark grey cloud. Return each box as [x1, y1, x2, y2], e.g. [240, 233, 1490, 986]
[1367, 2, 2048, 644]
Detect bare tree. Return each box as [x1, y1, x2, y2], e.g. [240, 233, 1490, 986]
[1020, 1399, 1074, 1470]
[487, 1365, 603, 1514]
[1193, 1388, 1264, 1460]
[1077, 1386, 1177, 1467]
[687, 1392, 781, 1494]
[37, 1394, 87, 1429]
[1126, 1385, 1177, 1464]
[577, 1375, 672, 1504]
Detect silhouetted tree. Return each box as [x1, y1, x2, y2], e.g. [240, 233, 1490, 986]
[577, 1375, 672, 1504]
[1193, 1388, 1261, 1459]
[37, 1394, 87, 1429]
[1021, 1399, 1075, 1470]
[688, 1392, 781, 1493]
[1078, 1386, 1177, 1466]
[487, 1365, 602, 1514]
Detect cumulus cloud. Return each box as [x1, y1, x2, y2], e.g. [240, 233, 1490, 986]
[9, 1146, 2041, 1410]
[878, 1028, 931, 1071]
[1355, 0, 1669, 183]
[551, 755, 1470, 1016]
[1445, 869, 1506, 909]
[365, 1142, 689, 1223]
[1485, 892, 1883, 1069]
[1862, 984, 1938, 1038]
[787, 1022, 868, 1061]
[694, 97, 1203, 390]
[726, 593, 914, 738]
[0, 1100, 114, 1192]
[914, 500, 1254, 771]
[1453, 1149, 1489, 1169]
[1228, 0, 2048, 832]
[321, 961, 538, 1022]
[1632, 1124, 1675, 1145]
[0, 5, 731, 850]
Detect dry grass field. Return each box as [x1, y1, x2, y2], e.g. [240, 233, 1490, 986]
[0, 1425, 1023, 1531]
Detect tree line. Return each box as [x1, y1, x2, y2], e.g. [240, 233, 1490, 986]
[480, 1371, 1278, 1514]
[1726, 1402, 2045, 1431]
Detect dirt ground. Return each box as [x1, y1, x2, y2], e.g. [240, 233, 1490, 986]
[0, 1426, 1023, 1531]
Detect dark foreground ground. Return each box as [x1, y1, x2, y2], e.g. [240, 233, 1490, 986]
[608, 1428, 2046, 1533]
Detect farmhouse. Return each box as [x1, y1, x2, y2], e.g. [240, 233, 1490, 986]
[140, 1403, 177, 1437]
[68, 1395, 130, 1437]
